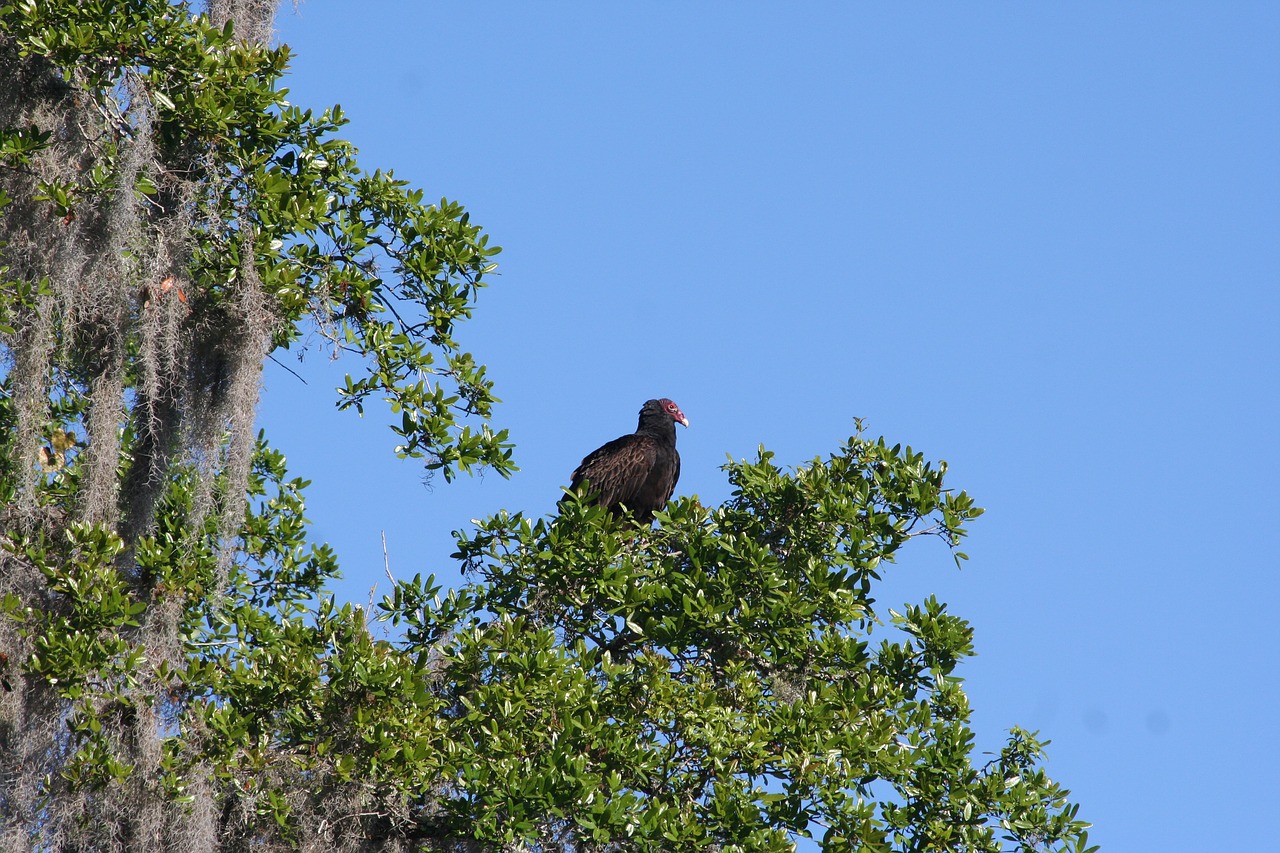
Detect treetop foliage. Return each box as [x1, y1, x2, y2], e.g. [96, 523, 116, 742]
[0, 0, 512, 539]
[0, 2, 1094, 852]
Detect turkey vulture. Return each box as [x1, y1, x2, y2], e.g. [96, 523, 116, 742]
[565, 398, 689, 523]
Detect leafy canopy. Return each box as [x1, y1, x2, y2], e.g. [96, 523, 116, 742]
[0, 2, 1094, 852]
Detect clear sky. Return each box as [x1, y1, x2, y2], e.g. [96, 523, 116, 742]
[257, 4, 1279, 851]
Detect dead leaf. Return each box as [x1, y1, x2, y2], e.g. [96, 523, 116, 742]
[50, 429, 76, 453]
[158, 275, 188, 304]
[38, 446, 62, 472]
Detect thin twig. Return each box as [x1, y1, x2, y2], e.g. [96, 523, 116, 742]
[382, 529, 394, 584]
[266, 352, 307, 384]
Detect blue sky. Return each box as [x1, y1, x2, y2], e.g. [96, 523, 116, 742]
[258, 4, 1279, 850]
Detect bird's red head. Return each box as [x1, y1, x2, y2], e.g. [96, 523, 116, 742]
[658, 398, 689, 428]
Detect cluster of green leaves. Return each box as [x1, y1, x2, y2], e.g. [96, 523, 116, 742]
[2, 523, 146, 789]
[383, 432, 1091, 852]
[0, 3, 1093, 851]
[0, 0, 513, 480]
[0, 422, 349, 838]
[2, 415, 1096, 851]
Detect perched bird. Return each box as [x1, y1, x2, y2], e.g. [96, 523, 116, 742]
[565, 398, 689, 523]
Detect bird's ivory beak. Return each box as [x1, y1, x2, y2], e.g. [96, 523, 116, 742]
[678, 415, 690, 427]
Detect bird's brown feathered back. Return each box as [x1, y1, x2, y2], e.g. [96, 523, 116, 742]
[566, 398, 688, 523]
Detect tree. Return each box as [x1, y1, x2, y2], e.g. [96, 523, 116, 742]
[0, 2, 1095, 852]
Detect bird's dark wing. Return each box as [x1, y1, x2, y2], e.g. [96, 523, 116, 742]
[637, 443, 678, 520]
[667, 450, 680, 504]
[568, 434, 661, 513]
